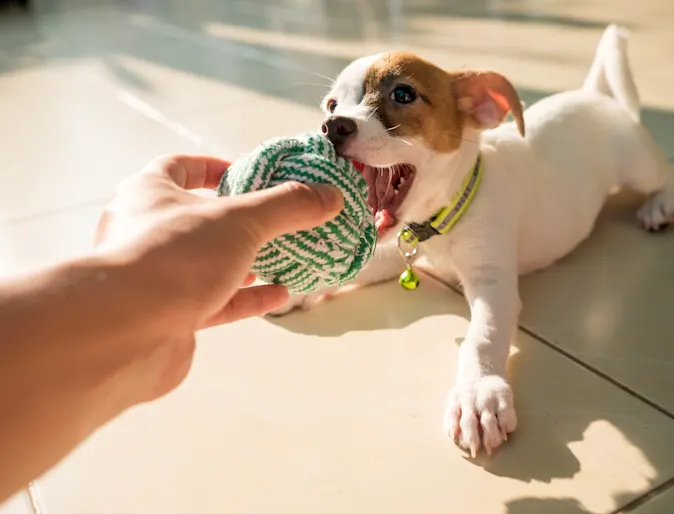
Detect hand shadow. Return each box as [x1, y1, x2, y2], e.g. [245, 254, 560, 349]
[264, 273, 452, 337]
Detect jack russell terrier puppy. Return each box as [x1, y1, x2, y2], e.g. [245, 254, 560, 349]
[270, 25, 674, 457]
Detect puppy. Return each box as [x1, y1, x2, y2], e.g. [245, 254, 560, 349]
[271, 25, 674, 457]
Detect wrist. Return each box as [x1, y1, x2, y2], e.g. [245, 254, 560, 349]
[0, 253, 176, 496]
[457, 339, 508, 378]
[0, 253, 148, 389]
[0, 249, 195, 399]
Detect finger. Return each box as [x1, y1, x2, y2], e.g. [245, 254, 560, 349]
[231, 181, 344, 243]
[147, 154, 232, 190]
[200, 284, 289, 328]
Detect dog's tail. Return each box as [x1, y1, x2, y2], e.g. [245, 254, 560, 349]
[582, 24, 640, 122]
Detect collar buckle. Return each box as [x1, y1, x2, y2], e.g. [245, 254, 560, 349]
[403, 222, 440, 244]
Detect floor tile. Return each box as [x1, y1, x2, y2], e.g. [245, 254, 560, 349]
[37, 276, 674, 514]
[120, 0, 674, 111]
[1, 4, 344, 113]
[0, 201, 104, 276]
[0, 106, 203, 224]
[628, 486, 674, 514]
[518, 190, 674, 414]
[175, 92, 324, 159]
[0, 9, 336, 224]
[0, 490, 32, 514]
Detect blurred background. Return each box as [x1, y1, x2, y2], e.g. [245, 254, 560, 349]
[0, 0, 672, 250]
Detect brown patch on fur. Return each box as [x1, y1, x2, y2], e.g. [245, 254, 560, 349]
[363, 52, 524, 152]
[449, 70, 526, 137]
[363, 52, 464, 153]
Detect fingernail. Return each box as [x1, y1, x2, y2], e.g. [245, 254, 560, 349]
[312, 184, 343, 211]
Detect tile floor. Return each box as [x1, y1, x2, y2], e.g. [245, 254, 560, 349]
[0, 0, 673, 513]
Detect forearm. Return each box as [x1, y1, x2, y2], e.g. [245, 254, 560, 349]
[458, 272, 520, 378]
[0, 254, 170, 501]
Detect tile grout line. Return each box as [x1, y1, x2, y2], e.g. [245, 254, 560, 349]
[428, 275, 674, 420]
[0, 68, 323, 231]
[611, 476, 674, 514]
[0, 197, 110, 229]
[517, 323, 674, 420]
[26, 482, 46, 514]
[433, 276, 674, 513]
[0, 9, 347, 233]
[1, 19, 322, 231]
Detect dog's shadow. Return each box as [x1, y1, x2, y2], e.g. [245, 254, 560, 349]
[265, 191, 673, 496]
[265, 274, 450, 337]
[267, 279, 585, 484]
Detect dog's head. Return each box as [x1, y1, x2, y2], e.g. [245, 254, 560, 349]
[321, 52, 525, 241]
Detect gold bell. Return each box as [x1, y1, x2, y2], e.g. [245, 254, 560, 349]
[399, 265, 420, 290]
[397, 229, 420, 291]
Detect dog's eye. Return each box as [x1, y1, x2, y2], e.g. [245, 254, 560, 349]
[390, 85, 417, 104]
[326, 99, 338, 113]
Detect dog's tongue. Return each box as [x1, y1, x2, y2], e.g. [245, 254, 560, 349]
[352, 161, 365, 173]
[352, 161, 397, 236]
[375, 209, 396, 235]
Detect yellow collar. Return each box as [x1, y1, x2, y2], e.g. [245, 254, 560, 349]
[395, 154, 483, 290]
[399, 153, 483, 247]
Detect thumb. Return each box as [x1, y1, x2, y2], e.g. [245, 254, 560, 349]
[231, 181, 344, 242]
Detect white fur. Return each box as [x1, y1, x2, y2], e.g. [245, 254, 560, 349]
[272, 25, 674, 456]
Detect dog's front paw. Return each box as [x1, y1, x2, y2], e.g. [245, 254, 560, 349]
[266, 293, 311, 317]
[443, 374, 517, 458]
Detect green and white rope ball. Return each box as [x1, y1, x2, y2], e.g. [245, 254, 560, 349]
[216, 132, 378, 294]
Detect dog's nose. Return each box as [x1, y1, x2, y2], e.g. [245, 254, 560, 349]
[322, 116, 358, 146]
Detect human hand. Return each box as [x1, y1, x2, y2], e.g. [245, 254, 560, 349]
[0, 154, 344, 499]
[94, 154, 343, 400]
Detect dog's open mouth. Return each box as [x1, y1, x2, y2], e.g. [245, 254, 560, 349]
[352, 161, 416, 237]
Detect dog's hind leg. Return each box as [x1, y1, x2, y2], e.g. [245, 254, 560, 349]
[583, 24, 640, 123]
[636, 158, 674, 231]
[612, 122, 674, 231]
[588, 25, 674, 231]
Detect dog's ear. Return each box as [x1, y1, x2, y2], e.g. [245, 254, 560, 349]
[450, 70, 525, 137]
